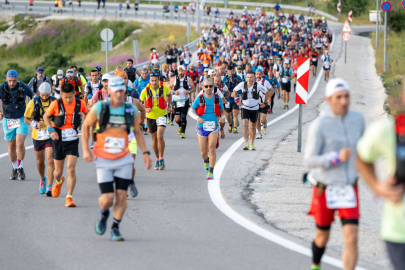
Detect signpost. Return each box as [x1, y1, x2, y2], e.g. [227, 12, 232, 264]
[187, 22, 191, 43]
[100, 28, 114, 73]
[376, 0, 380, 48]
[132, 40, 139, 64]
[296, 57, 309, 152]
[381, 1, 390, 72]
[337, 1, 341, 21]
[348, 10, 352, 22]
[342, 21, 352, 64]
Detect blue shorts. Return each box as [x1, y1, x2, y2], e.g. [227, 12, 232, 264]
[196, 125, 219, 137]
[272, 51, 278, 56]
[2, 116, 29, 141]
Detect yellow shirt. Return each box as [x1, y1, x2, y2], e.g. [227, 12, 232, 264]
[140, 84, 170, 120]
[24, 98, 54, 140]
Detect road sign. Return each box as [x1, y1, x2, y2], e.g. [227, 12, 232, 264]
[381, 2, 391, 12]
[337, 1, 341, 13]
[100, 28, 114, 42]
[132, 40, 139, 61]
[296, 57, 309, 105]
[402, 0, 405, 9]
[342, 33, 351, 42]
[342, 21, 353, 33]
[348, 10, 352, 22]
[101, 42, 112, 51]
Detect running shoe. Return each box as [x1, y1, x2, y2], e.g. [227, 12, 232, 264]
[17, 168, 25, 180]
[170, 122, 174, 126]
[110, 228, 124, 241]
[204, 162, 209, 172]
[46, 185, 52, 197]
[233, 127, 238, 133]
[128, 183, 138, 198]
[286, 104, 289, 110]
[311, 266, 321, 270]
[207, 171, 214, 180]
[249, 143, 256, 151]
[283, 105, 286, 109]
[159, 159, 166, 170]
[256, 133, 262, 139]
[95, 209, 109, 235]
[220, 129, 225, 139]
[178, 127, 182, 135]
[65, 196, 76, 207]
[167, 118, 170, 124]
[10, 169, 18, 180]
[243, 142, 249, 150]
[154, 160, 160, 170]
[39, 176, 47, 194]
[263, 124, 268, 134]
[181, 133, 186, 139]
[52, 176, 65, 197]
[228, 126, 232, 133]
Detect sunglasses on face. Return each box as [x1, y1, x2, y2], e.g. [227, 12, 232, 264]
[150, 72, 160, 77]
[204, 85, 214, 88]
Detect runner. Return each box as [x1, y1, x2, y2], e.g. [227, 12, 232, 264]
[265, 71, 280, 114]
[212, 75, 229, 139]
[82, 75, 152, 241]
[0, 70, 33, 180]
[139, 71, 172, 170]
[185, 63, 199, 103]
[279, 60, 294, 110]
[304, 78, 364, 270]
[60, 69, 84, 99]
[310, 49, 319, 77]
[223, 66, 242, 134]
[190, 78, 225, 180]
[43, 83, 87, 207]
[91, 74, 111, 105]
[28, 67, 53, 97]
[124, 59, 139, 83]
[255, 67, 273, 139]
[52, 70, 64, 99]
[233, 71, 268, 150]
[84, 69, 103, 106]
[169, 65, 195, 139]
[24, 82, 55, 195]
[321, 50, 333, 82]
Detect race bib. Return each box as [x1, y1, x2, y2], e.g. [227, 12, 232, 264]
[37, 129, 51, 140]
[104, 137, 126, 154]
[177, 101, 185, 108]
[325, 185, 357, 209]
[312, 58, 317, 61]
[167, 55, 172, 59]
[273, 48, 278, 52]
[156, 116, 167, 127]
[61, 128, 78, 142]
[7, 118, 20, 129]
[282, 78, 288, 83]
[184, 59, 190, 65]
[203, 121, 216, 132]
[225, 102, 230, 108]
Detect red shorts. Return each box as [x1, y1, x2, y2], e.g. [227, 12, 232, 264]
[308, 185, 360, 227]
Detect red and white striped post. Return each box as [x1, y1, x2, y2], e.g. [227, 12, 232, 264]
[337, 1, 341, 20]
[296, 57, 309, 152]
[348, 10, 353, 22]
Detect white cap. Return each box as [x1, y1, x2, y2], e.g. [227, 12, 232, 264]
[325, 78, 350, 98]
[102, 74, 111, 81]
[208, 69, 216, 75]
[57, 69, 63, 78]
[177, 65, 185, 71]
[38, 82, 52, 94]
[251, 60, 256, 65]
[284, 60, 289, 64]
[108, 76, 126, 92]
[152, 49, 157, 52]
[66, 69, 74, 76]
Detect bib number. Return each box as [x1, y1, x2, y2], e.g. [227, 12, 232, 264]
[177, 101, 185, 108]
[7, 118, 20, 129]
[156, 116, 167, 127]
[225, 102, 230, 109]
[37, 129, 51, 140]
[312, 58, 317, 61]
[203, 121, 216, 132]
[61, 128, 78, 142]
[282, 78, 288, 83]
[325, 185, 357, 209]
[104, 137, 126, 154]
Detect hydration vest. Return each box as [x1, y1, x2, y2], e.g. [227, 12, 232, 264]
[195, 93, 221, 117]
[86, 81, 103, 99]
[32, 75, 48, 94]
[242, 82, 259, 101]
[187, 71, 197, 82]
[95, 90, 108, 102]
[214, 82, 224, 94]
[145, 81, 167, 110]
[96, 101, 133, 135]
[173, 76, 189, 91]
[395, 114, 405, 184]
[54, 77, 61, 93]
[323, 54, 331, 62]
[63, 76, 79, 93]
[53, 98, 82, 131]
[124, 67, 136, 83]
[2, 81, 25, 108]
[33, 96, 56, 121]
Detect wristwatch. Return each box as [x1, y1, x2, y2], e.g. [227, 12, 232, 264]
[143, 151, 151, 155]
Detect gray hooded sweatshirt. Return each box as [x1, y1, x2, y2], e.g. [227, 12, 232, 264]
[304, 105, 365, 186]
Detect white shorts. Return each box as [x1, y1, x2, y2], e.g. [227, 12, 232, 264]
[95, 153, 134, 183]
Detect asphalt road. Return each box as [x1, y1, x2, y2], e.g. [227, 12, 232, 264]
[0, 17, 377, 270]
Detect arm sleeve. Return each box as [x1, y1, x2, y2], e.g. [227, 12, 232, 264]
[303, 119, 334, 168]
[28, 78, 34, 89]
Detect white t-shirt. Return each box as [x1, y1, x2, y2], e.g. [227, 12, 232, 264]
[181, 51, 192, 63]
[257, 78, 272, 104]
[202, 29, 210, 39]
[321, 54, 333, 68]
[233, 81, 267, 110]
[85, 82, 101, 94]
[237, 71, 246, 81]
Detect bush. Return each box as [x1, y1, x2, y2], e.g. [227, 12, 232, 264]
[40, 52, 72, 69]
[44, 66, 57, 77]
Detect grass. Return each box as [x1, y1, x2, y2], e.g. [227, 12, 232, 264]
[371, 31, 405, 116]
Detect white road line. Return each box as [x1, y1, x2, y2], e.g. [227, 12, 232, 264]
[206, 34, 367, 270]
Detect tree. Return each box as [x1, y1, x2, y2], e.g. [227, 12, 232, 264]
[327, 0, 369, 17]
[40, 52, 72, 69]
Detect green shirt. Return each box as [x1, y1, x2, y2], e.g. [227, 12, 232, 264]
[357, 118, 405, 243]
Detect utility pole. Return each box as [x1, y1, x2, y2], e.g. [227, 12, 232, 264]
[376, 0, 379, 48]
[384, 11, 387, 72]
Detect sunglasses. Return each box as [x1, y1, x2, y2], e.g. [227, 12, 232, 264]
[110, 81, 125, 86]
[204, 85, 214, 88]
[150, 72, 160, 77]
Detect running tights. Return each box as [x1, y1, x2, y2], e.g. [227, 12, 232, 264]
[175, 107, 188, 133]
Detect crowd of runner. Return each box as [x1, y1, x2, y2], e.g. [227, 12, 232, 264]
[0, 7, 404, 270]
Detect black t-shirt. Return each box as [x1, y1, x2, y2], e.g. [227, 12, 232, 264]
[165, 49, 173, 57]
[172, 48, 178, 59]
